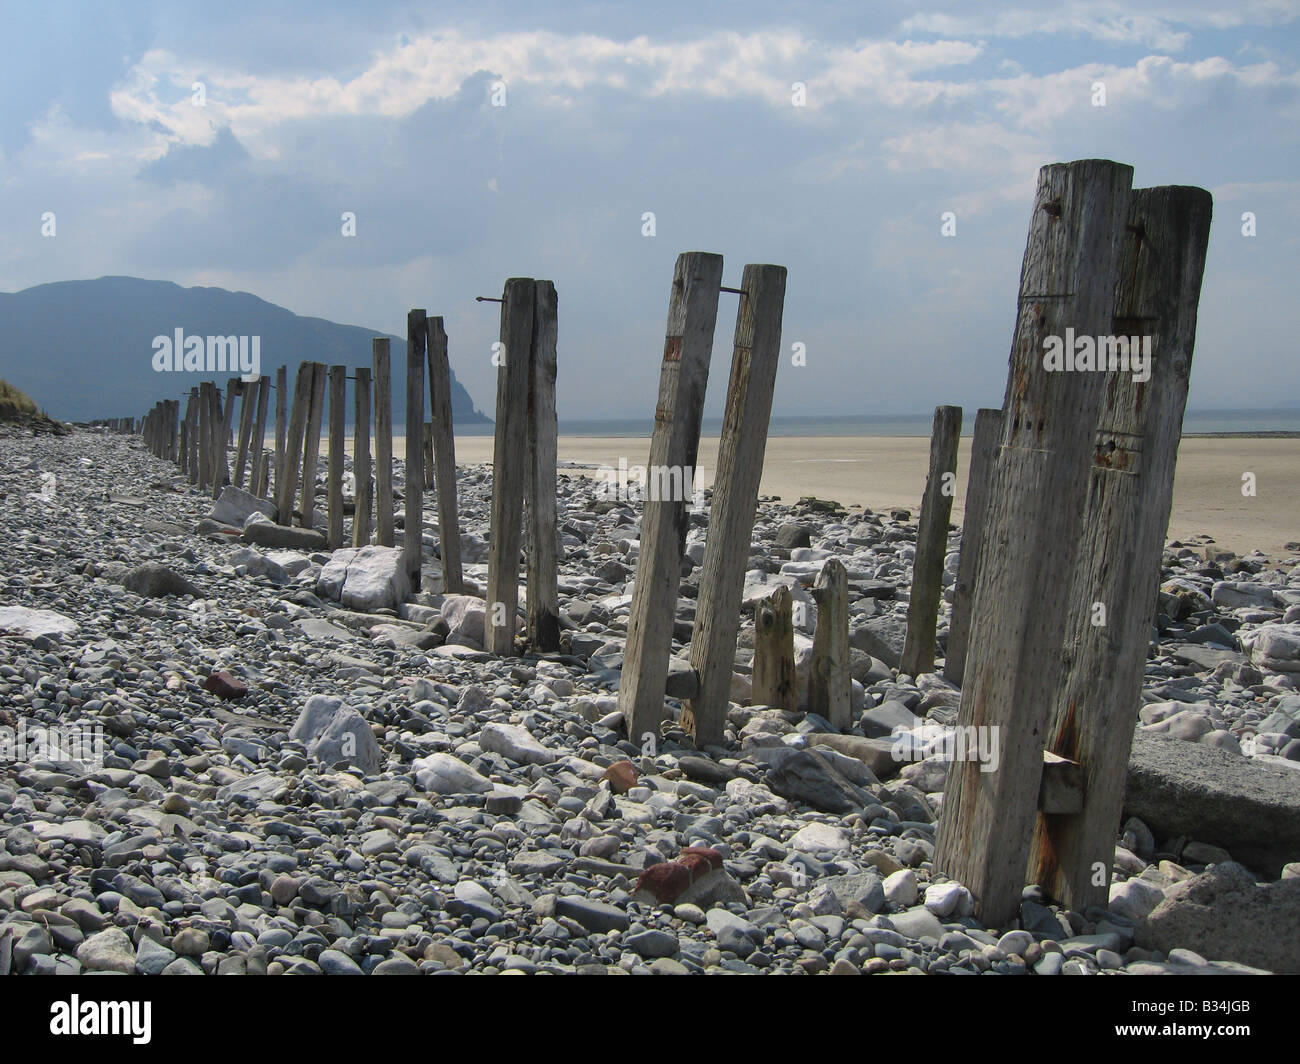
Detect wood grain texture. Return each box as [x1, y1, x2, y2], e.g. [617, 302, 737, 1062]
[404, 311, 427, 593]
[933, 159, 1134, 926]
[810, 558, 851, 728]
[276, 362, 312, 526]
[274, 365, 287, 498]
[1027, 185, 1212, 911]
[752, 585, 796, 711]
[618, 253, 725, 739]
[327, 364, 347, 549]
[426, 317, 462, 591]
[299, 363, 326, 528]
[683, 263, 787, 747]
[373, 340, 395, 547]
[526, 281, 561, 651]
[353, 367, 373, 548]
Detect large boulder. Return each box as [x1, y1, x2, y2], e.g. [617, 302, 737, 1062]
[441, 594, 487, 648]
[850, 616, 907, 670]
[317, 545, 409, 611]
[289, 695, 381, 776]
[118, 564, 199, 598]
[0, 606, 79, 641]
[1241, 623, 1300, 674]
[208, 486, 276, 527]
[413, 752, 493, 795]
[764, 749, 872, 813]
[1125, 731, 1300, 877]
[1136, 862, 1300, 974]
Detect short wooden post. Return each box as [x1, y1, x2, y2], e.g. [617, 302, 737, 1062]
[166, 400, 179, 462]
[1027, 185, 1213, 911]
[752, 585, 796, 711]
[274, 365, 287, 496]
[944, 408, 1003, 686]
[486, 279, 535, 655]
[618, 252, 724, 740]
[932, 159, 1134, 927]
[404, 311, 427, 594]
[809, 558, 851, 728]
[373, 340, 395, 547]
[426, 317, 462, 592]
[353, 366, 373, 547]
[525, 280, 560, 652]
[682, 263, 787, 747]
[327, 365, 347, 549]
[234, 381, 256, 488]
[900, 405, 963, 676]
[250, 375, 271, 500]
[275, 362, 312, 526]
[299, 362, 326, 528]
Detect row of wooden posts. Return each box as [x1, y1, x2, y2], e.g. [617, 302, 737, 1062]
[127, 158, 1212, 927]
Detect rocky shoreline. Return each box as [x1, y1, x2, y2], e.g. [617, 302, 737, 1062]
[0, 430, 1297, 977]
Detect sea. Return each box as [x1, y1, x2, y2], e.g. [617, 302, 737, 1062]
[448, 410, 1300, 438]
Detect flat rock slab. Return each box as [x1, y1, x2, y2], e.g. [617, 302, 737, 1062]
[1126, 732, 1300, 878]
[0, 606, 79, 641]
[242, 522, 328, 551]
[1166, 643, 1246, 671]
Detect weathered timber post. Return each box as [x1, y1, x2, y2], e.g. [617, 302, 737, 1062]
[525, 280, 560, 651]
[353, 367, 373, 547]
[618, 252, 724, 740]
[207, 383, 224, 489]
[234, 381, 256, 488]
[179, 394, 193, 473]
[682, 263, 787, 747]
[215, 378, 237, 497]
[486, 280, 535, 655]
[1027, 185, 1213, 911]
[327, 365, 347, 549]
[944, 408, 1004, 686]
[751, 585, 796, 711]
[250, 375, 271, 501]
[932, 159, 1134, 927]
[426, 317, 462, 592]
[423, 422, 435, 489]
[404, 311, 427, 594]
[373, 340, 395, 547]
[809, 558, 851, 728]
[187, 390, 201, 483]
[900, 405, 963, 676]
[274, 365, 287, 496]
[299, 362, 327, 528]
[198, 384, 213, 490]
[275, 362, 312, 526]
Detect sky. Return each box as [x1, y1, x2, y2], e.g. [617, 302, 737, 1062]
[1, 0, 1297, 419]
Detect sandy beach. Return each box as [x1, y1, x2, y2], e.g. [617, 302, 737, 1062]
[411, 435, 1299, 560]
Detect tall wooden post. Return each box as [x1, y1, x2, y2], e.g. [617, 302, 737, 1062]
[752, 585, 796, 711]
[250, 375, 271, 501]
[486, 280, 535, 655]
[526, 280, 560, 651]
[809, 558, 851, 728]
[900, 405, 963, 676]
[353, 367, 373, 547]
[327, 365, 347, 549]
[426, 317, 462, 592]
[423, 422, 435, 489]
[179, 394, 193, 474]
[234, 381, 256, 488]
[404, 311, 427, 595]
[299, 362, 326, 528]
[944, 408, 1003, 686]
[933, 159, 1134, 927]
[1028, 185, 1213, 911]
[207, 383, 223, 490]
[215, 378, 237, 497]
[276, 362, 312, 526]
[373, 340, 395, 547]
[618, 252, 724, 740]
[198, 384, 212, 490]
[274, 365, 287, 497]
[682, 264, 787, 747]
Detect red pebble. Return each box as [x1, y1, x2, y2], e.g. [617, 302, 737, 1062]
[204, 671, 248, 700]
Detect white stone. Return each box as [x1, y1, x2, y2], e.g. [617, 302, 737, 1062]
[479, 722, 556, 765]
[924, 881, 971, 918]
[1108, 877, 1166, 921]
[208, 485, 276, 527]
[791, 822, 851, 853]
[0, 606, 78, 641]
[883, 868, 918, 907]
[413, 752, 493, 795]
[316, 545, 409, 611]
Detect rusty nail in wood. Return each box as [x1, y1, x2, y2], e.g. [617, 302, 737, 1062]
[475, 296, 504, 303]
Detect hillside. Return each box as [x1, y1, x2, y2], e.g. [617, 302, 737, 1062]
[0, 277, 489, 425]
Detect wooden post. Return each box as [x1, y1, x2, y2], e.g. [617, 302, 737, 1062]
[423, 422, 435, 489]
[373, 340, 395, 547]
[932, 159, 1134, 927]
[234, 381, 255, 488]
[274, 365, 287, 497]
[944, 408, 1003, 686]
[751, 585, 796, 711]
[1028, 185, 1213, 911]
[404, 311, 427, 595]
[327, 365, 347, 549]
[250, 375, 271, 501]
[426, 317, 462, 592]
[525, 280, 560, 652]
[299, 362, 326, 528]
[276, 362, 312, 526]
[900, 405, 963, 676]
[618, 252, 724, 740]
[207, 383, 223, 489]
[682, 263, 787, 747]
[809, 558, 851, 728]
[486, 280, 535, 655]
[215, 378, 237, 498]
[198, 384, 212, 490]
[179, 396, 192, 473]
[353, 366, 373, 548]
